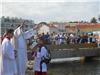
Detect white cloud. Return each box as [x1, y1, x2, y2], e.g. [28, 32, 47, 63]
[1, 2, 100, 23]
[1, 0, 100, 2]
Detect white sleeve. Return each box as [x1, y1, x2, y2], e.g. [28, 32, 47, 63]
[36, 52, 41, 58]
[23, 29, 36, 39]
[40, 47, 47, 57]
[14, 27, 22, 37]
[2, 42, 15, 60]
[35, 47, 47, 58]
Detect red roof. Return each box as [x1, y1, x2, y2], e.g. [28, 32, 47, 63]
[76, 23, 100, 29]
[65, 23, 100, 28]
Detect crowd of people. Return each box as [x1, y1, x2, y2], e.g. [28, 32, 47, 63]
[29, 32, 100, 47]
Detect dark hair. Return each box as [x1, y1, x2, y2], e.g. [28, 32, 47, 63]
[6, 29, 14, 34]
[38, 37, 46, 44]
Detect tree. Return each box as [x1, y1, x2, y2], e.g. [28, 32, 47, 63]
[90, 17, 97, 23]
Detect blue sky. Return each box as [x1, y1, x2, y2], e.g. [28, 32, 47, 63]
[1, 0, 100, 23]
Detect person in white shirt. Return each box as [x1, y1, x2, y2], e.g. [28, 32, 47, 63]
[12, 25, 36, 75]
[32, 38, 48, 75]
[1, 29, 17, 75]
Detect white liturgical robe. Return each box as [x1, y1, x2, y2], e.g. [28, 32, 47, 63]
[1, 38, 16, 75]
[13, 26, 36, 75]
[33, 47, 48, 72]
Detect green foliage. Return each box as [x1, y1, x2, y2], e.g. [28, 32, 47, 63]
[90, 17, 97, 23]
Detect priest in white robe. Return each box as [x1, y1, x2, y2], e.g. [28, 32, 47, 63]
[1, 29, 16, 75]
[13, 25, 36, 75]
[10, 39, 18, 75]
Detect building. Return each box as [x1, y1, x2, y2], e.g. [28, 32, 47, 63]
[36, 22, 59, 34]
[36, 22, 49, 34]
[38, 24, 50, 34]
[65, 23, 100, 34]
[37, 22, 100, 34]
[76, 23, 100, 32]
[49, 22, 67, 33]
[49, 24, 59, 33]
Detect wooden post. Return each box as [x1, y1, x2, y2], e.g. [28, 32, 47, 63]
[80, 57, 85, 64]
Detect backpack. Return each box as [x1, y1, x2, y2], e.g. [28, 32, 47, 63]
[39, 46, 51, 64]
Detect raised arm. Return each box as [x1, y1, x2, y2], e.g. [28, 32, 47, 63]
[14, 26, 22, 38]
[23, 28, 36, 39]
